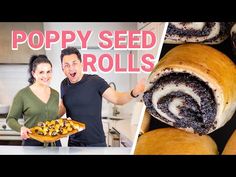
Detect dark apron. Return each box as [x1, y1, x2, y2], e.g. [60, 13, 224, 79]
[22, 138, 61, 146]
[68, 137, 107, 147]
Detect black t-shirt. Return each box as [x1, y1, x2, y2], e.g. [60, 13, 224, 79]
[61, 74, 110, 145]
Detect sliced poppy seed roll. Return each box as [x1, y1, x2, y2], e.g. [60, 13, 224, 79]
[143, 44, 236, 135]
[165, 22, 229, 44]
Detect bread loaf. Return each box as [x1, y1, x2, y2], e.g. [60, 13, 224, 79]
[134, 128, 218, 155]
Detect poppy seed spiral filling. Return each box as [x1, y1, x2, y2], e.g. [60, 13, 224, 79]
[165, 22, 230, 44]
[143, 72, 217, 135]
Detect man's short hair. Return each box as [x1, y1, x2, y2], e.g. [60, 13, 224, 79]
[60, 47, 81, 63]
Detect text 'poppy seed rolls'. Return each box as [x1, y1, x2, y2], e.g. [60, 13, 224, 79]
[165, 22, 229, 44]
[143, 44, 236, 135]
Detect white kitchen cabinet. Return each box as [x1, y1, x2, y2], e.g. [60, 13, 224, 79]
[102, 118, 120, 147]
[137, 22, 168, 82]
[107, 119, 122, 147]
[115, 119, 138, 148]
[102, 117, 128, 147]
[102, 119, 110, 146]
[120, 132, 133, 147]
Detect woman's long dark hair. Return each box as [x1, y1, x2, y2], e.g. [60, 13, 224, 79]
[28, 55, 52, 85]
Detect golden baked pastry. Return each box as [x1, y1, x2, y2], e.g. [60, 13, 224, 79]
[134, 128, 218, 155]
[143, 44, 236, 135]
[222, 130, 236, 155]
[29, 118, 85, 143]
[140, 109, 151, 135]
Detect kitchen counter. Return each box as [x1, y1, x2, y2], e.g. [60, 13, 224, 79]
[0, 145, 131, 155]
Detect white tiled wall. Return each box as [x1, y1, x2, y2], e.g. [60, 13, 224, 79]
[0, 65, 28, 105]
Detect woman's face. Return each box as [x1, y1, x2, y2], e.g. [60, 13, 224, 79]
[32, 63, 52, 86]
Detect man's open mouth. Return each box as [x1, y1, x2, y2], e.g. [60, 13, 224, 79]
[70, 72, 77, 77]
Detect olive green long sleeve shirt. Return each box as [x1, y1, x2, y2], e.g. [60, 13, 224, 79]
[6, 86, 59, 132]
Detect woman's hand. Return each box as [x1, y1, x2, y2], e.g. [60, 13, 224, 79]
[20, 126, 32, 140]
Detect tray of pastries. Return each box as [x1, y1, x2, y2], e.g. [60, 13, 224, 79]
[28, 118, 85, 143]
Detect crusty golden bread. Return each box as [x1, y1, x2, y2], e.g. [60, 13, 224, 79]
[134, 128, 218, 155]
[146, 44, 236, 134]
[140, 109, 151, 134]
[222, 130, 236, 155]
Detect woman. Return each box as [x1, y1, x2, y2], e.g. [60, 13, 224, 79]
[6, 55, 61, 146]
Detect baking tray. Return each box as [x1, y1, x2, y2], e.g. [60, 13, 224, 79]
[148, 38, 236, 154]
[29, 120, 85, 143]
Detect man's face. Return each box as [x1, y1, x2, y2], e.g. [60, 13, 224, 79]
[62, 54, 83, 83]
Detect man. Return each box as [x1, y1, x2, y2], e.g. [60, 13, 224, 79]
[59, 47, 145, 147]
